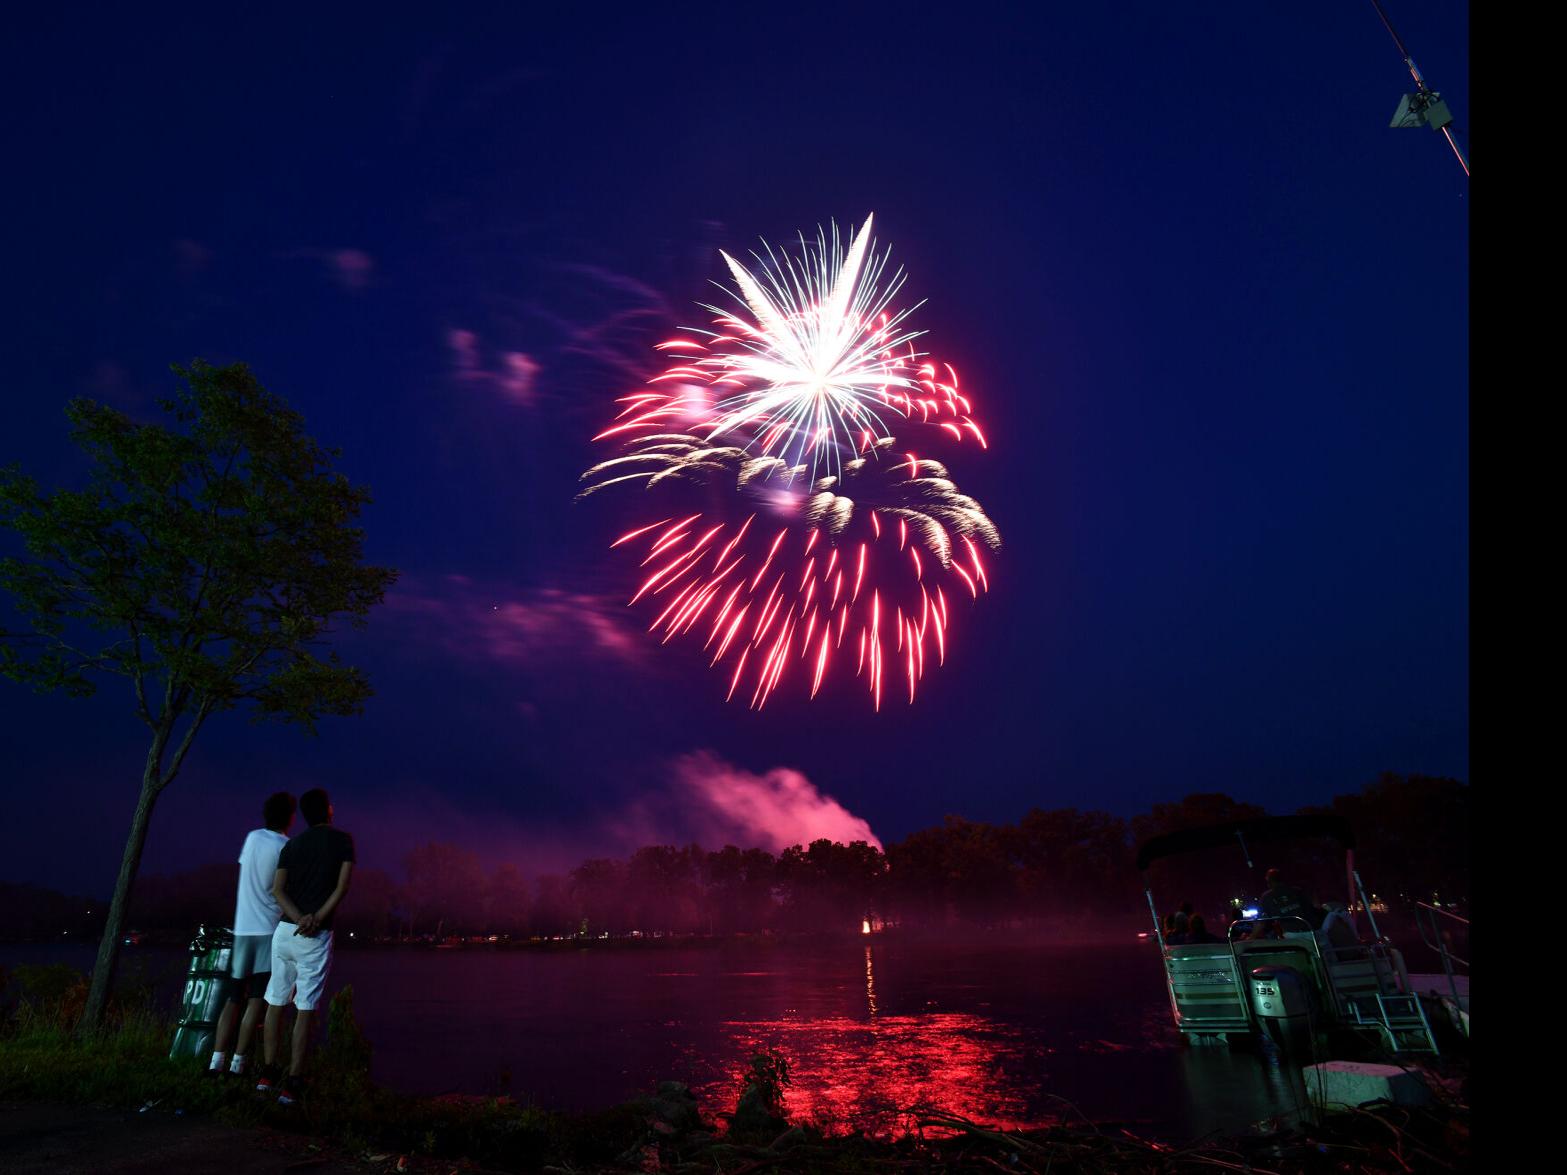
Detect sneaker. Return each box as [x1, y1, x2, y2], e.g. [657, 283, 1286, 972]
[254, 1069, 278, 1097]
[276, 1076, 304, 1108]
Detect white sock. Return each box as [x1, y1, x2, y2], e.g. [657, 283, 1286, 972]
[209, 1051, 228, 1071]
[229, 1054, 248, 1075]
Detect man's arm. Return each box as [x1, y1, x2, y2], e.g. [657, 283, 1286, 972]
[272, 867, 307, 924]
[308, 862, 353, 931]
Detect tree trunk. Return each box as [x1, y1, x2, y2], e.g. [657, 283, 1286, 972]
[78, 772, 162, 1035]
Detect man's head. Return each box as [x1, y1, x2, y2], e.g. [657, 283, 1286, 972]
[263, 791, 296, 833]
[1265, 868, 1282, 890]
[1190, 914, 1207, 934]
[300, 788, 333, 827]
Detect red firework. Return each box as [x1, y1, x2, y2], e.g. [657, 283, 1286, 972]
[580, 216, 999, 708]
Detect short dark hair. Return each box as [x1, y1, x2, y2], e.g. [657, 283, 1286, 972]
[262, 792, 296, 832]
[299, 788, 332, 827]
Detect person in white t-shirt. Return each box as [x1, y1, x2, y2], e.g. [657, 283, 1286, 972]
[207, 791, 295, 1077]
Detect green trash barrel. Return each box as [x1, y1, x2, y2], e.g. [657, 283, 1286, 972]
[169, 924, 234, 1059]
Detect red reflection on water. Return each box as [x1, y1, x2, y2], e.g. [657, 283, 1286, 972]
[694, 950, 1049, 1136]
[700, 1011, 1048, 1136]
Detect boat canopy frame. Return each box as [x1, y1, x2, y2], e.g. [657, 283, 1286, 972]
[1135, 813, 1355, 872]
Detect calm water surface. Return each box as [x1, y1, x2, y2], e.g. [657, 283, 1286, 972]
[3, 937, 1309, 1139]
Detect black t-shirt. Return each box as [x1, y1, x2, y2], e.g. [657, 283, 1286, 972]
[277, 825, 356, 929]
[1259, 884, 1324, 929]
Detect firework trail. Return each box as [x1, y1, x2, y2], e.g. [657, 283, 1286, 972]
[581, 215, 1000, 708]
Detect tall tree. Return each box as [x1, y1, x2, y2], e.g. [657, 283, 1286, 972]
[404, 841, 487, 936]
[0, 361, 397, 1032]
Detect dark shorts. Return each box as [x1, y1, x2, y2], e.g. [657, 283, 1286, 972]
[230, 933, 274, 981]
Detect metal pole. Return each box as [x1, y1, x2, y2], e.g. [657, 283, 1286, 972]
[1369, 0, 1421, 83]
[1145, 887, 1167, 950]
[1368, 0, 1470, 176]
[1353, 870, 1382, 940]
[1346, 848, 1357, 928]
[1146, 886, 1180, 1028]
[1440, 126, 1471, 176]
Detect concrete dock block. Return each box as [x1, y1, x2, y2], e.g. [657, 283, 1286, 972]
[1303, 1061, 1433, 1108]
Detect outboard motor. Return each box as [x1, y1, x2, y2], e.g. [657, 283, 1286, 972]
[1249, 965, 1312, 1063]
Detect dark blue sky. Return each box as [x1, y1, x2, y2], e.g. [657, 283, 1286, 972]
[1, 4, 1468, 894]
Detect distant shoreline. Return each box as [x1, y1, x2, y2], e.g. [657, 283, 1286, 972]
[1, 924, 1153, 952]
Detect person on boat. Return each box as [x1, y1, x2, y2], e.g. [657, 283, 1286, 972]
[1185, 914, 1221, 944]
[1317, 900, 1360, 953]
[1258, 868, 1324, 929]
[1165, 910, 1191, 944]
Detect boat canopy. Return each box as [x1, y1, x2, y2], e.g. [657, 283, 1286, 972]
[1135, 813, 1355, 872]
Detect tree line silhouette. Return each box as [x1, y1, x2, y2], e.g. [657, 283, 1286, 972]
[2, 774, 1467, 943]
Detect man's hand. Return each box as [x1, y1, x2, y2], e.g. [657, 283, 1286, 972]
[296, 913, 321, 937]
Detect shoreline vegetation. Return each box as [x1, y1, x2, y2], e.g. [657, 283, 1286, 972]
[2, 776, 1469, 951]
[1, 966, 1470, 1173]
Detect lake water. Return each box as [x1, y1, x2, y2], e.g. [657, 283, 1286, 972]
[2, 936, 1313, 1140]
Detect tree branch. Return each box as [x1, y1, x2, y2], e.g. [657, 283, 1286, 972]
[179, 440, 243, 653]
[159, 695, 216, 790]
[128, 619, 152, 726]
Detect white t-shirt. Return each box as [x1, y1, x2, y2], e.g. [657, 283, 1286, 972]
[233, 828, 289, 936]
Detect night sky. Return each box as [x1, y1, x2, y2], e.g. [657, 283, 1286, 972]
[2, 5, 1468, 895]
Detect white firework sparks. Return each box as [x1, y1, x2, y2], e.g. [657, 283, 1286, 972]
[672, 214, 933, 481]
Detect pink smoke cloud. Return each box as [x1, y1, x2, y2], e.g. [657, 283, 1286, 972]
[448, 327, 540, 405]
[614, 751, 881, 853]
[172, 238, 212, 280]
[269, 751, 877, 884]
[330, 248, 374, 290]
[281, 246, 375, 291]
[385, 576, 643, 667]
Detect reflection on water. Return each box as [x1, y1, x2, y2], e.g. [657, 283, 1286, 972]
[1176, 1047, 1314, 1137]
[1, 937, 1312, 1141]
[698, 943, 1044, 1136]
[865, 945, 877, 1018]
[708, 1011, 1040, 1135]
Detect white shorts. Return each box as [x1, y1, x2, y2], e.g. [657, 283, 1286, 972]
[264, 924, 334, 1012]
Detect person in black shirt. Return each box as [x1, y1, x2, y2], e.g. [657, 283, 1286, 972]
[1258, 868, 1324, 930]
[1186, 914, 1221, 944]
[258, 788, 354, 1105]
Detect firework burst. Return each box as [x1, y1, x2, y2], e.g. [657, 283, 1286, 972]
[594, 213, 986, 483]
[582, 216, 1000, 708]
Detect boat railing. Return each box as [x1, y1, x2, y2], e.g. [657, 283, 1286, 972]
[1413, 900, 1468, 1007]
[1225, 914, 1333, 1009]
[1225, 915, 1407, 1018]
